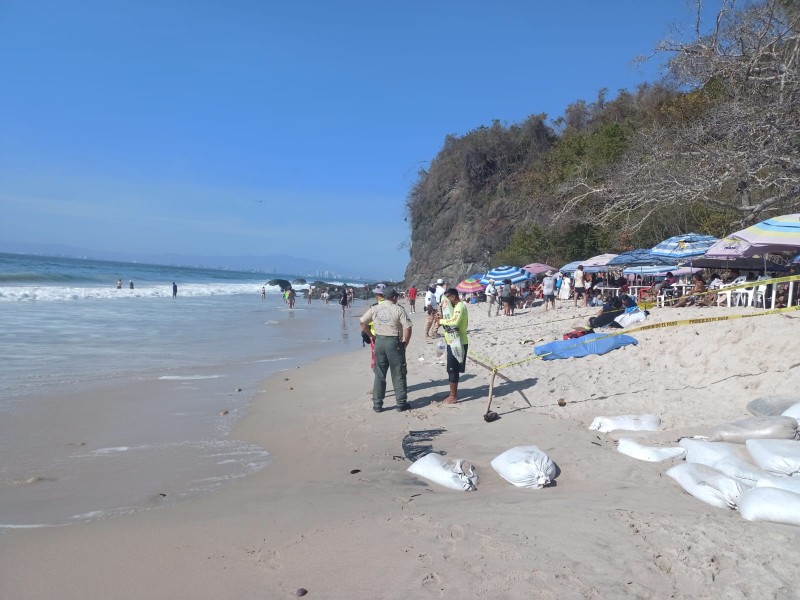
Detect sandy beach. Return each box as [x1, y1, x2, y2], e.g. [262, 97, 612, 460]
[2, 300, 800, 599]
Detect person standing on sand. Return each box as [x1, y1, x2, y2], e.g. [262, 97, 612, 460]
[407, 285, 417, 313]
[261, 286, 266, 299]
[484, 279, 498, 316]
[439, 288, 468, 404]
[339, 287, 349, 317]
[360, 285, 412, 413]
[573, 266, 587, 307]
[172, 282, 177, 298]
[307, 286, 313, 303]
[541, 270, 556, 311]
[424, 285, 439, 337]
[287, 287, 296, 308]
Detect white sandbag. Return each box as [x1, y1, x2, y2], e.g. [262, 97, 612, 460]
[747, 395, 800, 417]
[614, 311, 646, 328]
[679, 438, 747, 463]
[490, 445, 556, 489]
[679, 438, 766, 487]
[708, 416, 799, 443]
[781, 403, 800, 420]
[666, 463, 744, 510]
[756, 476, 800, 495]
[739, 487, 800, 526]
[407, 453, 478, 491]
[746, 439, 800, 476]
[589, 414, 661, 433]
[617, 438, 686, 462]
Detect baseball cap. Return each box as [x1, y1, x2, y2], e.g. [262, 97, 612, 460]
[372, 283, 387, 295]
[436, 278, 444, 284]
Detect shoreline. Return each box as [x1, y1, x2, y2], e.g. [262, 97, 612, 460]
[2, 303, 800, 598]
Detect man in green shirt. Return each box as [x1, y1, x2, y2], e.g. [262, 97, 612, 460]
[439, 288, 468, 404]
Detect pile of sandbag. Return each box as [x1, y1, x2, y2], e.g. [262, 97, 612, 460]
[406, 445, 558, 491]
[592, 403, 800, 527]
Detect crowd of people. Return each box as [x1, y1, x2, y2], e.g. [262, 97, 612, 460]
[345, 262, 799, 415]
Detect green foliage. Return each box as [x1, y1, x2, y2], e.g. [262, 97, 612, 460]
[493, 223, 616, 268]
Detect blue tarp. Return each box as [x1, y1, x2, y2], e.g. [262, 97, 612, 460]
[534, 333, 638, 361]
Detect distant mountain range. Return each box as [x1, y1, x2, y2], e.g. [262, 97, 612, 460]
[0, 241, 374, 281]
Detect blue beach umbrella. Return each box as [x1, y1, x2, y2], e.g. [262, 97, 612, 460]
[607, 249, 675, 267]
[479, 265, 530, 285]
[650, 233, 718, 259]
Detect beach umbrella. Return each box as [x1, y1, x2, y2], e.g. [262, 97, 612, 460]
[622, 265, 692, 276]
[711, 214, 800, 256]
[581, 253, 619, 272]
[559, 260, 583, 274]
[650, 233, 719, 259]
[703, 236, 757, 259]
[479, 265, 530, 285]
[455, 278, 485, 293]
[467, 272, 485, 281]
[521, 262, 556, 276]
[607, 249, 674, 267]
[692, 256, 788, 272]
[559, 258, 614, 274]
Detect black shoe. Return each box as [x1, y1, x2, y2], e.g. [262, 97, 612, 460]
[396, 404, 409, 412]
[373, 406, 384, 413]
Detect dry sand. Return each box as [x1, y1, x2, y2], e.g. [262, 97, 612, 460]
[1, 300, 800, 599]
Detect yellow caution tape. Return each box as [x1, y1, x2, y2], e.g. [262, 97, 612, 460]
[469, 303, 800, 372]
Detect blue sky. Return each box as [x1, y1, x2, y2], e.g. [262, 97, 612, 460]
[0, 1, 719, 279]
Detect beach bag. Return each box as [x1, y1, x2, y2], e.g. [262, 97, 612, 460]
[666, 463, 744, 510]
[746, 439, 800, 476]
[708, 416, 799, 443]
[407, 453, 478, 491]
[616, 438, 686, 462]
[562, 328, 591, 340]
[490, 446, 556, 489]
[589, 414, 661, 433]
[739, 487, 800, 526]
[445, 328, 464, 363]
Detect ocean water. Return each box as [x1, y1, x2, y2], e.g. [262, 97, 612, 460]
[0, 253, 368, 527]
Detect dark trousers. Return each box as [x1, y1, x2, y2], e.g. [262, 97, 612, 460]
[372, 336, 408, 408]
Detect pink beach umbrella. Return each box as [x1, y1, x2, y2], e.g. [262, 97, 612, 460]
[522, 262, 556, 276]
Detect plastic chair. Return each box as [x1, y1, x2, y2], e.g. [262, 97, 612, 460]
[716, 276, 748, 307]
[732, 276, 769, 307]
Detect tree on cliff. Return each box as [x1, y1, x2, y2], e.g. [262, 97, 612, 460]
[556, 0, 800, 233]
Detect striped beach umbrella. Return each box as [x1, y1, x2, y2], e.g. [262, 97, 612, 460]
[455, 278, 486, 293]
[479, 265, 530, 285]
[607, 249, 674, 267]
[650, 233, 718, 259]
[726, 214, 800, 253]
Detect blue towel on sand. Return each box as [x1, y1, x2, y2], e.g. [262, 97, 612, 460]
[534, 333, 638, 361]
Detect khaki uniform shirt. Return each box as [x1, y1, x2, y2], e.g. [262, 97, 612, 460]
[360, 302, 412, 337]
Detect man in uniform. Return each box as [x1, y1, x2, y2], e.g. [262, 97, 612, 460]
[360, 284, 413, 413]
